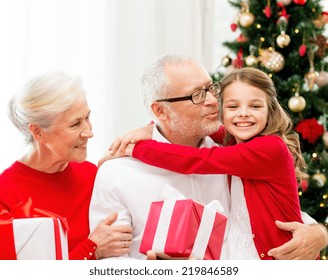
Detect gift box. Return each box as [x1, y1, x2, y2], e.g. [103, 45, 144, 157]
[0, 198, 69, 260]
[139, 199, 227, 260]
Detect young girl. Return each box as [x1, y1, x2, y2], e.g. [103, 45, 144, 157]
[109, 67, 308, 259]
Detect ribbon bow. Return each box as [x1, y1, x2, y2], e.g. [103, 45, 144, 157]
[0, 197, 69, 260]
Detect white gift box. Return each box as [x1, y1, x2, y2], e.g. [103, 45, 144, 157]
[8, 217, 68, 260]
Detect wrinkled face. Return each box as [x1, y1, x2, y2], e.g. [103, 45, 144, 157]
[163, 61, 220, 142]
[40, 93, 93, 163]
[222, 81, 268, 143]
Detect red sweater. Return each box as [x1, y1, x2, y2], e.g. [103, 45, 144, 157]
[133, 135, 303, 259]
[0, 161, 98, 260]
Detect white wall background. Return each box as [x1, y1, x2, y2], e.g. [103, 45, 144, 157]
[0, 0, 236, 170]
[1, 0, 326, 170]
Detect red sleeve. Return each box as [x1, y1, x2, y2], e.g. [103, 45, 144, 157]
[69, 238, 97, 260]
[209, 126, 226, 145]
[209, 126, 237, 146]
[132, 135, 292, 181]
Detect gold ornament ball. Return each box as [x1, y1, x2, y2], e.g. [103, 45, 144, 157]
[245, 55, 258, 66]
[316, 71, 328, 87]
[277, 0, 293, 5]
[312, 173, 327, 187]
[221, 55, 232, 67]
[239, 12, 255, 28]
[323, 131, 328, 148]
[260, 50, 285, 72]
[288, 95, 306, 112]
[276, 33, 291, 48]
[304, 71, 319, 91]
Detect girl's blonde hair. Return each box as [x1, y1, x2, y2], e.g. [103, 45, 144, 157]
[219, 67, 308, 182]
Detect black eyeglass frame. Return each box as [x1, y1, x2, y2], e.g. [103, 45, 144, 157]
[155, 82, 221, 105]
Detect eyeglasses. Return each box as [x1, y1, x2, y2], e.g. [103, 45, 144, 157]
[156, 82, 221, 105]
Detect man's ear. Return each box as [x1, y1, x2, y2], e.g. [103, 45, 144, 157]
[28, 123, 44, 142]
[151, 102, 168, 121]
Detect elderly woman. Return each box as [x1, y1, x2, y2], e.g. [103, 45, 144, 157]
[0, 71, 132, 260]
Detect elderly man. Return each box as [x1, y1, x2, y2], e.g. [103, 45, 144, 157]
[89, 54, 327, 260]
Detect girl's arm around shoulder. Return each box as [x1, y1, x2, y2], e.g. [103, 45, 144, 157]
[132, 135, 291, 180]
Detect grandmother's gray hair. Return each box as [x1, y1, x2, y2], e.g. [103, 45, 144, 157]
[140, 53, 193, 117]
[8, 71, 85, 144]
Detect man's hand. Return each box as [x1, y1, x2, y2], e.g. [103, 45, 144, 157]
[268, 220, 328, 259]
[145, 250, 197, 260]
[146, 250, 158, 260]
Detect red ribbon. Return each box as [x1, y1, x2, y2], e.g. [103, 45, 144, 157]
[0, 198, 69, 260]
[232, 48, 244, 69]
[277, 2, 290, 21]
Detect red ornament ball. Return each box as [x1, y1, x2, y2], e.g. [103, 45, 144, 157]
[300, 179, 309, 192]
[293, 0, 307, 5]
[295, 118, 325, 144]
[298, 44, 306, 56]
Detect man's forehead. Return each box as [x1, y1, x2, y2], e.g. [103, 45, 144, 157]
[167, 63, 211, 86]
[166, 60, 202, 74]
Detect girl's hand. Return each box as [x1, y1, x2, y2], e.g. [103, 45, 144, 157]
[109, 124, 154, 155]
[98, 123, 154, 167]
[98, 143, 135, 167]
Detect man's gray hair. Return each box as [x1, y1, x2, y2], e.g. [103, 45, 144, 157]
[140, 53, 192, 116]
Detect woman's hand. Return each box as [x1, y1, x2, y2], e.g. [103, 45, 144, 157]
[89, 212, 133, 259]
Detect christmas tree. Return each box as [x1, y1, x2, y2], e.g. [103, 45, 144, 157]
[212, 0, 328, 259]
